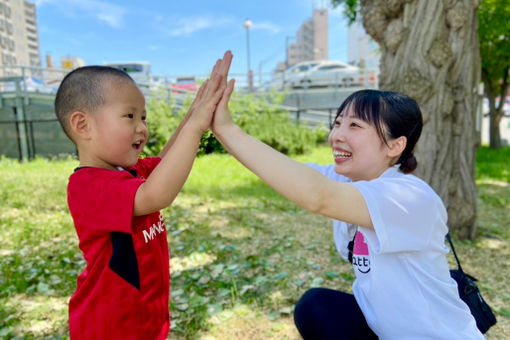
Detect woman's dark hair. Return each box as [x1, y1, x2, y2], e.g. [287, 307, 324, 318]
[334, 89, 423, 173]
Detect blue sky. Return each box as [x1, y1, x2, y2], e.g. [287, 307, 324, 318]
[35, 0, 350, 78]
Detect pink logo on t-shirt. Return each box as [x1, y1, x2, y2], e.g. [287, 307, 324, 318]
[352, 231, 370, 274]
[353, 231, 369, 255]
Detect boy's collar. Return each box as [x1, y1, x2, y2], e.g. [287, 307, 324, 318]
[74, 166, 138, 177]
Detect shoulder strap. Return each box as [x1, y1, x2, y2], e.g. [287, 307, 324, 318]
[348, 231, 356, 264]
[446, 233, 464, 273]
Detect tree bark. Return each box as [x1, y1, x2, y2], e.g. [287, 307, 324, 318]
[483, 67, 509, 149]
[359, 0, 481, 238]
[489, 113, 502, 149]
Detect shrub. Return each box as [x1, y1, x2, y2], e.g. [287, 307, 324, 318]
[143, 89, 328, 157]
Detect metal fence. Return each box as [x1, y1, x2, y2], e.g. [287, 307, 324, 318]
[0, 97, 76, 160]
[0, 65, 374, 160]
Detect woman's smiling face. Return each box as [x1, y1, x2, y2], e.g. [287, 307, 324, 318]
[328, 106, 394, 182]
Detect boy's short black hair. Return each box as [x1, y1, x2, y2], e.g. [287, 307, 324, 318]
[55, 66, 135, 141]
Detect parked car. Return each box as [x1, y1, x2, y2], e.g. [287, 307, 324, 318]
[283, 61, 322, 89]
[285, 60, 362, 88]
[172, 76, 197, 94]
[1, 76, 56, 94]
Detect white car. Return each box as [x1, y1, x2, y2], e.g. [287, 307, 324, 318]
[2, 76, 56, 94]
[286, 61, 361, 88]
[283, 61, 322, 89]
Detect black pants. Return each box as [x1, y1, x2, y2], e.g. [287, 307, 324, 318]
[294, 288, 378, 340]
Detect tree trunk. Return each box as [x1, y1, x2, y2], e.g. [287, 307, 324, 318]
[359, 0, 481, 239]
[483, 71, 509, 150]
[489, 111, 503, 149]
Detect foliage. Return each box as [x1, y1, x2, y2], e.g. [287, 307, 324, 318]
[0, 147, 509, 338]
[331, 0, 359, 24]
[142, 89, 327, 157]
[143, 91, 190, 156]
[230, 91, 328, 155]
[479, 0, 510, 148]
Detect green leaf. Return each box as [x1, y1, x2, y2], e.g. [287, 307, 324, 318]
[295, 279, 306, 287]
[325, 271, 340, 280]
[279, 306, 293, 315]
[310, 277, 324, 288]
[274, 272, 288, 280]
[175, 303, 189, 311]
[497, 308, 510, 318]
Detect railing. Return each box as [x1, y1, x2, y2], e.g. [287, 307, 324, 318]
[0, 66, 374, 160]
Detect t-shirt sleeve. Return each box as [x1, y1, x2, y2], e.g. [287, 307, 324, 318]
[133, 156, 162, 177]
[68, 170, 145, 234]
[352, 176, 448, 254]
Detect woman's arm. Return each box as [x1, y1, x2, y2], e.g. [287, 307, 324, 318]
[212, 80, 373, 229]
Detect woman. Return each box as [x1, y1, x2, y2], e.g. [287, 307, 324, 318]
[211, 79, 484, 339]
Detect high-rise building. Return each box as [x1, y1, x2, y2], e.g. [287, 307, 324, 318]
[284, 8, 329, 69]
[0, 0, 41, 75]
[347, 21, 380, 82]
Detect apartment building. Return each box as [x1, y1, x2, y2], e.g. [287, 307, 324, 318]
[286, 9, 329, 68]
[0, 0, 41, 75]
[347, 21, 380, 84]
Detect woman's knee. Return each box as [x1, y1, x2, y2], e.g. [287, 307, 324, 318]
[294, 288, 330, 321]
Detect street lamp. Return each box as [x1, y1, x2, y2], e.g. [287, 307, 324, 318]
[285, 36, 296, 69]
[243, 19, 253, 91]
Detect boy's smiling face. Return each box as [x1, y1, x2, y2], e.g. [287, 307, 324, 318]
[84, 80, 148, 170]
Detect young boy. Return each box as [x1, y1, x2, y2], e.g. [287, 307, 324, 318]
[55, 51, 232, 339]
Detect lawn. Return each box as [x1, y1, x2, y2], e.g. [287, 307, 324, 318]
[0, 146, 509, 339]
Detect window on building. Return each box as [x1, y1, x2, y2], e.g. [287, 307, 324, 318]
[0, 19, 4, 31]
[8, 38, 13, 50]
[5, 6, 11, 18]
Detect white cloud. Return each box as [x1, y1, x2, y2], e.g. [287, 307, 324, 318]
[251, 21, 281, 34]
[169, 17, 217, 36]
[35, 0, 127, 29]
[151, 14, 281, 38]
[154, 15, 233, 37]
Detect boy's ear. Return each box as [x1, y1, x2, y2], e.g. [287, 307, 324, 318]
[387, 136, 407, 158]
[69, 111, 92, 140]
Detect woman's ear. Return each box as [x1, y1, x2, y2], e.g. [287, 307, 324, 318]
[388, 136, 407, 158]
[69, 111, 91, 140]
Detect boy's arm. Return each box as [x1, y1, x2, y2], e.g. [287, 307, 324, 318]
[134, 51, 232, 216]
[212, 79, 373, 229]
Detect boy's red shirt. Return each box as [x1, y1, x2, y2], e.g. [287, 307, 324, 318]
[67, 157, 170, 340]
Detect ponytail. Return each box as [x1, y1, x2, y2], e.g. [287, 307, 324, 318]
[398, 152, 418, 173]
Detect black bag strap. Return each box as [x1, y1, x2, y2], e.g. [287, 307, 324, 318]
[347, 231, 356, 264]
[446, 233, 465, 274]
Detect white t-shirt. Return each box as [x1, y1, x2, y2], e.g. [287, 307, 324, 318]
[306, 163, 485, 340]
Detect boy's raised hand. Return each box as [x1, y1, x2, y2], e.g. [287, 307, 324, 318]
[187, 51, 233, 133]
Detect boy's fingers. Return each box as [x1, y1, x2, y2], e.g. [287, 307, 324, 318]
[205, 72, 222, 99]
[195, 79, 208, 102]
[202, 60, 221, 98]
[218, 51, 233, 81]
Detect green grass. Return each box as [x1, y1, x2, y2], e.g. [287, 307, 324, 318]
[0, 147, 509, 339]
[476, 146, 510, 182]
